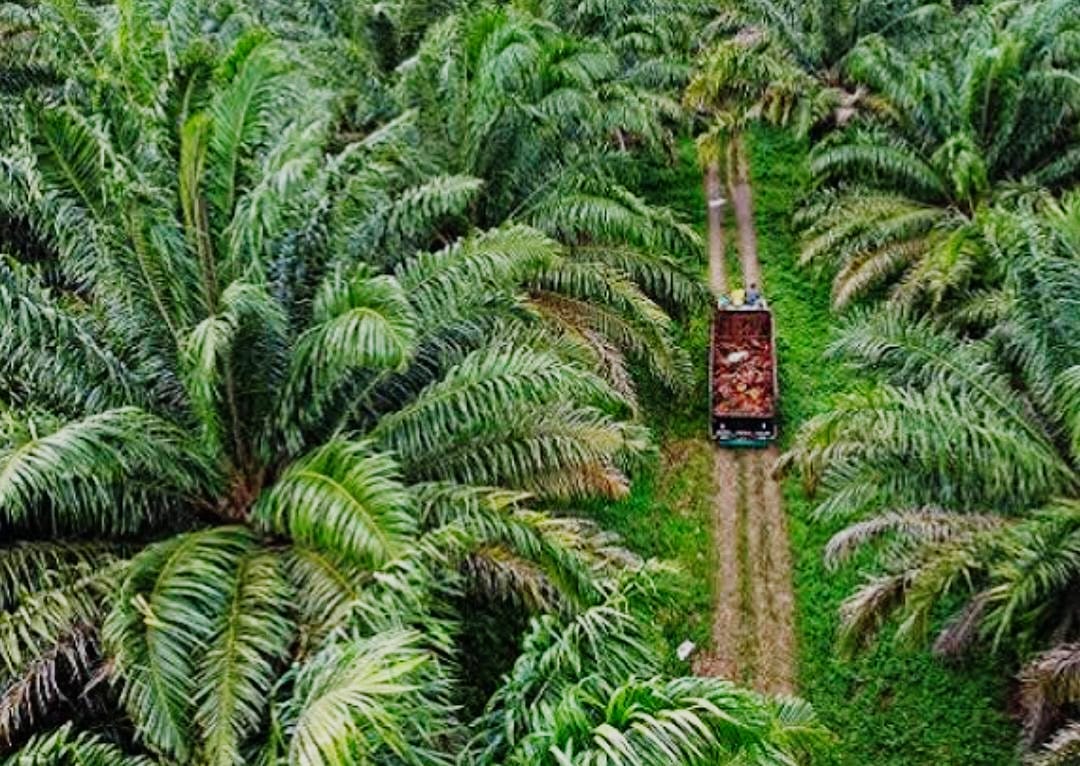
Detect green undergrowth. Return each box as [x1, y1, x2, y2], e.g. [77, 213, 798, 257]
[749, 124, 1019, 765]
[585, 438, 715, 673]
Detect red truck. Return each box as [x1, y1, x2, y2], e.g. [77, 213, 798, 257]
[709, 307, 778, 446]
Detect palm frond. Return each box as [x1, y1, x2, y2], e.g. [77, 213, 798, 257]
[369, 174, 484, 254]
[276, 268, 416, 450]
[0, 559, 124, 679]
[810, 140, 945, 201]
[0, 541, 127, 612]
[195, 550, 293, 766]
[29, 106, 109, 222]
[271, 630, 452, 766]
[0, 622, 99, 748]
[981, 501, 1080, 647]
[1029, 722, 1080, 766]
[0, 260, 146, 413]
[396, 224, 561, 332]
[181, 280, 286, 455]
[253, 440, 417, 568]
[532, 263, 689, 386]
[0, 723, 152, 765]
[104, 527, 257, 761]
[825, 509, 1004, 569]
[284, 545, 375, 650]
[371, 344, 622, 465]
[1021, 643, 1080, 749]
[416, 482, 613, 610]
[205, 43, 294, 244]
[0, 408, 211, 535]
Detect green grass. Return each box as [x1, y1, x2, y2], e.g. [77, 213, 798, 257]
[586, 439, 715, 669]
[749, 124, 1019, 766]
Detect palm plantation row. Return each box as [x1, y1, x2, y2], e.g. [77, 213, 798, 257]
[688, 0, 1079, 763]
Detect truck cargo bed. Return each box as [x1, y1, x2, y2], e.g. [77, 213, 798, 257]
[709, 308, 778, 445]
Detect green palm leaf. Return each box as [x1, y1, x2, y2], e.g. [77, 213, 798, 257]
[195, 550, 293, 766]
[371, 345, 622, 464]
[273, 631, 451, 766]
[0, 723, 152, 765]
[0, 408, 210, 534]
[254, 440, 417, 568]
[104, 527, 257, 761]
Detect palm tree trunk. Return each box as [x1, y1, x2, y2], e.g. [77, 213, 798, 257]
[705, 161, 728, 297]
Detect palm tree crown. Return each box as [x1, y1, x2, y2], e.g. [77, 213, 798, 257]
[799, 0, 1080, 308]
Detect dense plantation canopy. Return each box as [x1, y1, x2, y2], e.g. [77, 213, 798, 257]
[0, 0, 1078, 764]
[0, 0, 829, 765]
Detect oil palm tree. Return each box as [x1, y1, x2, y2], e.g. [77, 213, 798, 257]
[798, 0, 1080, 308]
[0, 2, 833, 764]
[396, 6, 705, 397]
[3, 576, 830, 765]
[779, 200, 1080, 761]
[0, 13, 658, 761]
[3, 0, 705, 407]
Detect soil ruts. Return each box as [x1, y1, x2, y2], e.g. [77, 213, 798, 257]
[695, 157, 797, 696]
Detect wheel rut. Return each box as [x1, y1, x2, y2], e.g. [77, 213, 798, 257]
[694, 447, 795, 695]
[693, 139, 797, 696]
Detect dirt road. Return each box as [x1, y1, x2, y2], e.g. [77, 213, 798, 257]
[693, 139, 797, 696]
[729, 137, 762, 289]
[705, 162, 728, 297]
[693, 448, 795, 695]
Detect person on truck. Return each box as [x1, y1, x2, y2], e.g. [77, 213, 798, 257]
[717, 293, 731, 309]
[746, 283, 761, 307]
[731, 287, 745, 306]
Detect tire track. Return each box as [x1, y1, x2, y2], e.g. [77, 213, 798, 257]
[697, 447, 796, 694]
[693, 449, 740, 680]
[705, 161, 729, 296]
[728, 135, 762, 289]
[743, 451, 767, 687]
[752, 447, 797, 695]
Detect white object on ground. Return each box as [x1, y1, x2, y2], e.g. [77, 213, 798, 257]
[676, 640, 696, 661]
[725, 351, 750, 364]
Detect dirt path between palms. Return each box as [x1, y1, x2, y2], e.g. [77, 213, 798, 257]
[693, 143, 797, 696]
[729, 139, 762, 290]
[705, 162, 728, 297]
